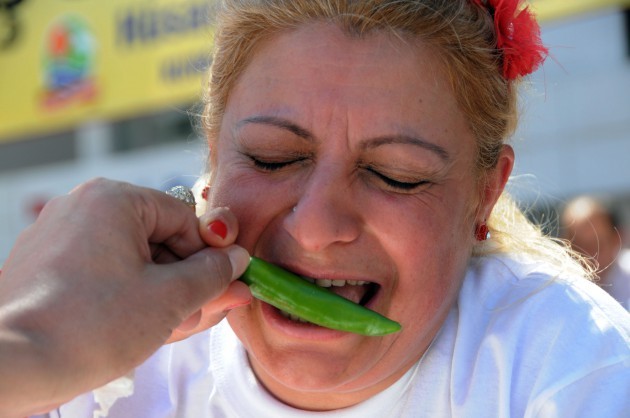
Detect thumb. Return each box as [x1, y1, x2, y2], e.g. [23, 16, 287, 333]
[146, 245, 250, 325]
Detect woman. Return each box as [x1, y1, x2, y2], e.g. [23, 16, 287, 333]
[1, 0, 628, 417]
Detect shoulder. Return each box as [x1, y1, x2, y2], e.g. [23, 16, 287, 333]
[617, 248, 630, 272]
[460, 253, 629, 375]
[612, 248, 630, 283]
[448, 255, 630, 416]
[464, 253, 629, 339]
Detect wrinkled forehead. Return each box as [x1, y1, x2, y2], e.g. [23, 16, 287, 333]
[230, 22, 452, 109]
[225, 22, 469, 145]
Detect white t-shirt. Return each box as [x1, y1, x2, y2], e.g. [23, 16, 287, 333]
[39, 254, 630, 418]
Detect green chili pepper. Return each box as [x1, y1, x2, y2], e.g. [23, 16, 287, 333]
[239, 256, 401, 336]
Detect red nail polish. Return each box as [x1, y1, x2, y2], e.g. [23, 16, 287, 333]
[209, 220, 228, 239]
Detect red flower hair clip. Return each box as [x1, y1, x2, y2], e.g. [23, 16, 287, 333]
[472, 0, 548, 80]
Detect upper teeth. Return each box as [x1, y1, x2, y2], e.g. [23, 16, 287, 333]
[307, 278, 368, 287]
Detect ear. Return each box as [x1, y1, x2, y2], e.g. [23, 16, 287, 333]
[477, 145, 514, 221]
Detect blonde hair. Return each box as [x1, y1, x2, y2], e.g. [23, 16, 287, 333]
[199, 0, 593, 279]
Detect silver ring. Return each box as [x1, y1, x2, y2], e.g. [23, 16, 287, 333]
[166, 185, 196, 210]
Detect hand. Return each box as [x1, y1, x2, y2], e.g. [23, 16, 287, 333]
[0, 178, 250, 417]
[168, 206, 253, 343]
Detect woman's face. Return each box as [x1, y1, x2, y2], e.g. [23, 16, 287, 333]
[208, 23, 503, 410]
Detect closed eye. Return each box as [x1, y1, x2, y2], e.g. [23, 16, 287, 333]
[249, 156, 306, 172]
[366, 166, 429, 191]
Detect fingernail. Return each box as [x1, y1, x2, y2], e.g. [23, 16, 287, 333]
[208, 220, 228, 239]
[226, 246, 250, 280]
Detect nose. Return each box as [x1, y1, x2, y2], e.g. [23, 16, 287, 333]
[284, 165, 361, 252]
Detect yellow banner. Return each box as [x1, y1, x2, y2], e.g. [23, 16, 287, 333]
[0, 0, 214, 141]
[531, 0, 630, 22]
[1, 0, 629, 141]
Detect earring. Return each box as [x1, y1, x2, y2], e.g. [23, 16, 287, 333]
[475, 222, 490, 241]
[201, 185, 210, 200]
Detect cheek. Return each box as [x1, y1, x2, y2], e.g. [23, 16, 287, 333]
[388, 229, 470, 358]
[394, 226, 469, 299]
[378, 190, 473, 262]
[208, 165, 291, 250]
[376, 192, 473, 317]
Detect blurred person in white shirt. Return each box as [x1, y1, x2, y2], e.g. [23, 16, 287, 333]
[561, 195, 630, 310]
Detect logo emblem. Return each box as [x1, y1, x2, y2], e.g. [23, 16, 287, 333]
[41, 14, 98, 109]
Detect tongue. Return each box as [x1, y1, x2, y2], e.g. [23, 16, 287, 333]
[327, 284, 369, 305]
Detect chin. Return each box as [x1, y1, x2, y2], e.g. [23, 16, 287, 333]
[229, 305, 389, 386]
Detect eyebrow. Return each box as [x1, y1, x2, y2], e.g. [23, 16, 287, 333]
[361, 135, 450, 162]
[236, 115, 313, 141]
[236, 115, 450, 162]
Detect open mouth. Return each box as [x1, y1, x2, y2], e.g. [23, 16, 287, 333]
[278, 276, 380, 323]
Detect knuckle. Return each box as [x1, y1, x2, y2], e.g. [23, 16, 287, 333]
[71, 178, 141, 213]
[71, 178, 117, 204]
[38, 194, 65, 214]
[74, 177, 111, 194]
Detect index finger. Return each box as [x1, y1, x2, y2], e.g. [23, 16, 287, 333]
[68, 179, 206, 260]
[144, 186, 206, 259]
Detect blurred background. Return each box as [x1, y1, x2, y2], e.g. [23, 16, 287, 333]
[1, 0, 630, 264]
